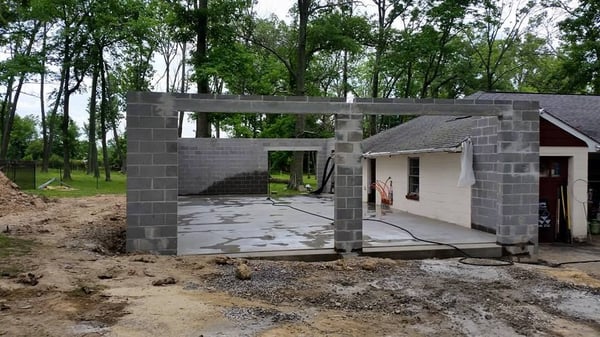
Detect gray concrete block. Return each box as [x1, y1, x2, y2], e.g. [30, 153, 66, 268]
[138, 166, 165, 177]
[153, 153, 178, 165]
[512, 101, 539, 110]
[129, 128, 153, 139]
[165, 141, 178, 153]
[335, 209, 354, 220]
[334, 230, 354, 241]
[165, 166, 178, 177]
[165, 117, 178, 129]
[140, 190, 165, 202]
[336, 143, 353, 153]
[137, 214, 166, 227]
[146, 226, 177, 239]
[153, 202, 177, 214]
[128, 153, 153, 165]
[140, 141, 166, 153]
[152, 177, 178, 190]
[127, 202, 153, 215]
[153, 129, 178, 141]
[128, 177, 152, 190]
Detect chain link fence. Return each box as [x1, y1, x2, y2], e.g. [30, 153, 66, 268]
[0, 160, 36, 190]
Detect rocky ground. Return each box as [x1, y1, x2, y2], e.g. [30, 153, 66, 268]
[0, 175, 599, 336]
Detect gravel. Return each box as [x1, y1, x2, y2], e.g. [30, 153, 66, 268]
[199, 257, 600, 336]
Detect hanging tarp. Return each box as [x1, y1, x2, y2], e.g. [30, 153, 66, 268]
[457, 138, 476, 187]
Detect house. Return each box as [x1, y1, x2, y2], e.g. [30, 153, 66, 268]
[362, 92, 600, 243]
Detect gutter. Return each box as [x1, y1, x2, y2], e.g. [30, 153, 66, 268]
[363, 146, 462, 158]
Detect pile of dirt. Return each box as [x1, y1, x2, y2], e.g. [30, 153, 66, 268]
[0, 171, 46, 217]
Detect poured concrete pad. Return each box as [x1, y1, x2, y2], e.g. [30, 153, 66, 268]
[178, 195, 498, 256]
[178, 196, 334, 255]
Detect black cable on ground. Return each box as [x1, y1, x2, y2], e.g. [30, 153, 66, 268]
[363, 218, 513, 267]
[552, 259, 600, 267]
[267, 197, 333, 222]
[266, 197, 513, 266]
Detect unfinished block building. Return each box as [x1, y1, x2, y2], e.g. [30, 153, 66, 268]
[126, 92, 539, 256]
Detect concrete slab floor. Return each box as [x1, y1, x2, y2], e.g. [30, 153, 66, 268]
[178, 195, 498, 256]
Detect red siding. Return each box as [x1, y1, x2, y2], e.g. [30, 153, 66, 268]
[540, 118, 587, 147]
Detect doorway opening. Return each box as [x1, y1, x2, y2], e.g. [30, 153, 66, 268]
[268, 151, 320, 196]
[539, 156, 569, 242]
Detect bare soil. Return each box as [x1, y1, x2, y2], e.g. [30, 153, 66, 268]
[1, 191, 599, 336]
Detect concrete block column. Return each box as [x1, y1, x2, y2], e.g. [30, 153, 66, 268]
[471, 117, 499, 233]
[495, 102, 540, 254]
[334, 109, 363, 252]
[126, 93, 179, 254]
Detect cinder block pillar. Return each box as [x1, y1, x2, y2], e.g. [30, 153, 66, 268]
[496, 102, 540, 255]
[334, 108, 363, 252]
[126, 93, 179, 254]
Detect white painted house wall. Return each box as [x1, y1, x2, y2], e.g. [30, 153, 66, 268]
[363, 152, 471, 227]
[540, 146, 589, 240]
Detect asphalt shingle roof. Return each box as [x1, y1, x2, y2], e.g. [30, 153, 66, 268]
[361, 115, 474, 155]
[468, 91, 600, 143]
[362, 92, 600, 154]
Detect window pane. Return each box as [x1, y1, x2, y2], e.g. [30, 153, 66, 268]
[408, 157, 420, 195]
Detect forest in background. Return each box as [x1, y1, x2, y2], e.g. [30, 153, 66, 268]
[0, 0, 598, 188]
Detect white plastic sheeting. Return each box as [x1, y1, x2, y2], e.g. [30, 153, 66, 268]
[457, 138, 476, 187]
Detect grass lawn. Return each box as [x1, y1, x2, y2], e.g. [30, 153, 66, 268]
[0, 234, 34, 258]
[25, 168, 126, 198]
[269, 173, 318, 197]
[18, 169, 318, 198]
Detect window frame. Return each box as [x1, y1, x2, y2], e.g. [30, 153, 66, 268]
[407, 157, 420, 200]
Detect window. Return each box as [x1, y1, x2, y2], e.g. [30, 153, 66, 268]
[407, 157, 419, 200]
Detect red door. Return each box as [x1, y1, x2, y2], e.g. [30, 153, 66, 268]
[539, 157, 569, 243]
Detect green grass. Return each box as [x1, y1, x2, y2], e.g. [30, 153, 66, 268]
[0, 234, 34, 258]
[25, 168, 126, 198]
[268, 173, 318, 197]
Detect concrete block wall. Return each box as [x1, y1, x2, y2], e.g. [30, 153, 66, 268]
[471, 116, 499, 233]
[126, 93, 179, 254]
[471, 102, 540, 253]
[495, 103, 539, 253]
[334, 111, 364, 252]
[125, 92, 540, 256]
[179, 138, 268, 195]
[178, 138, 334, 195]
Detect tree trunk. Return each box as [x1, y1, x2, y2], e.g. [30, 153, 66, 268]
[100, 56, 111, 181]
[369, 0, 387, 138]
[105, 61, 124, 173]
[195, 0, 210, 138]
[288, 0, 311, 190]
[178, 42, 187, 138]
[87, 59, 99, 177]
[40, 24, 48, 166]
[43, 67, 65, 172]
[0, 78, 13, 159]
[62, 89, 72, 181]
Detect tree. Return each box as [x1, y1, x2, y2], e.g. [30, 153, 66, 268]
[252, 1, 366, 189]
[465, 0, 542, 92]
[366, 0, 408, 136]
[557, 0, 600, 93]
[6, 114, 38, 160]
[0, 0, 43, 160]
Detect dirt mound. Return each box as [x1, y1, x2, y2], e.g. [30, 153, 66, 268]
[0, 171, 46, 217]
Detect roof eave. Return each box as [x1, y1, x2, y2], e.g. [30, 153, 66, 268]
[363, 146, 462, 158]
[540, 109, 600, 152]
